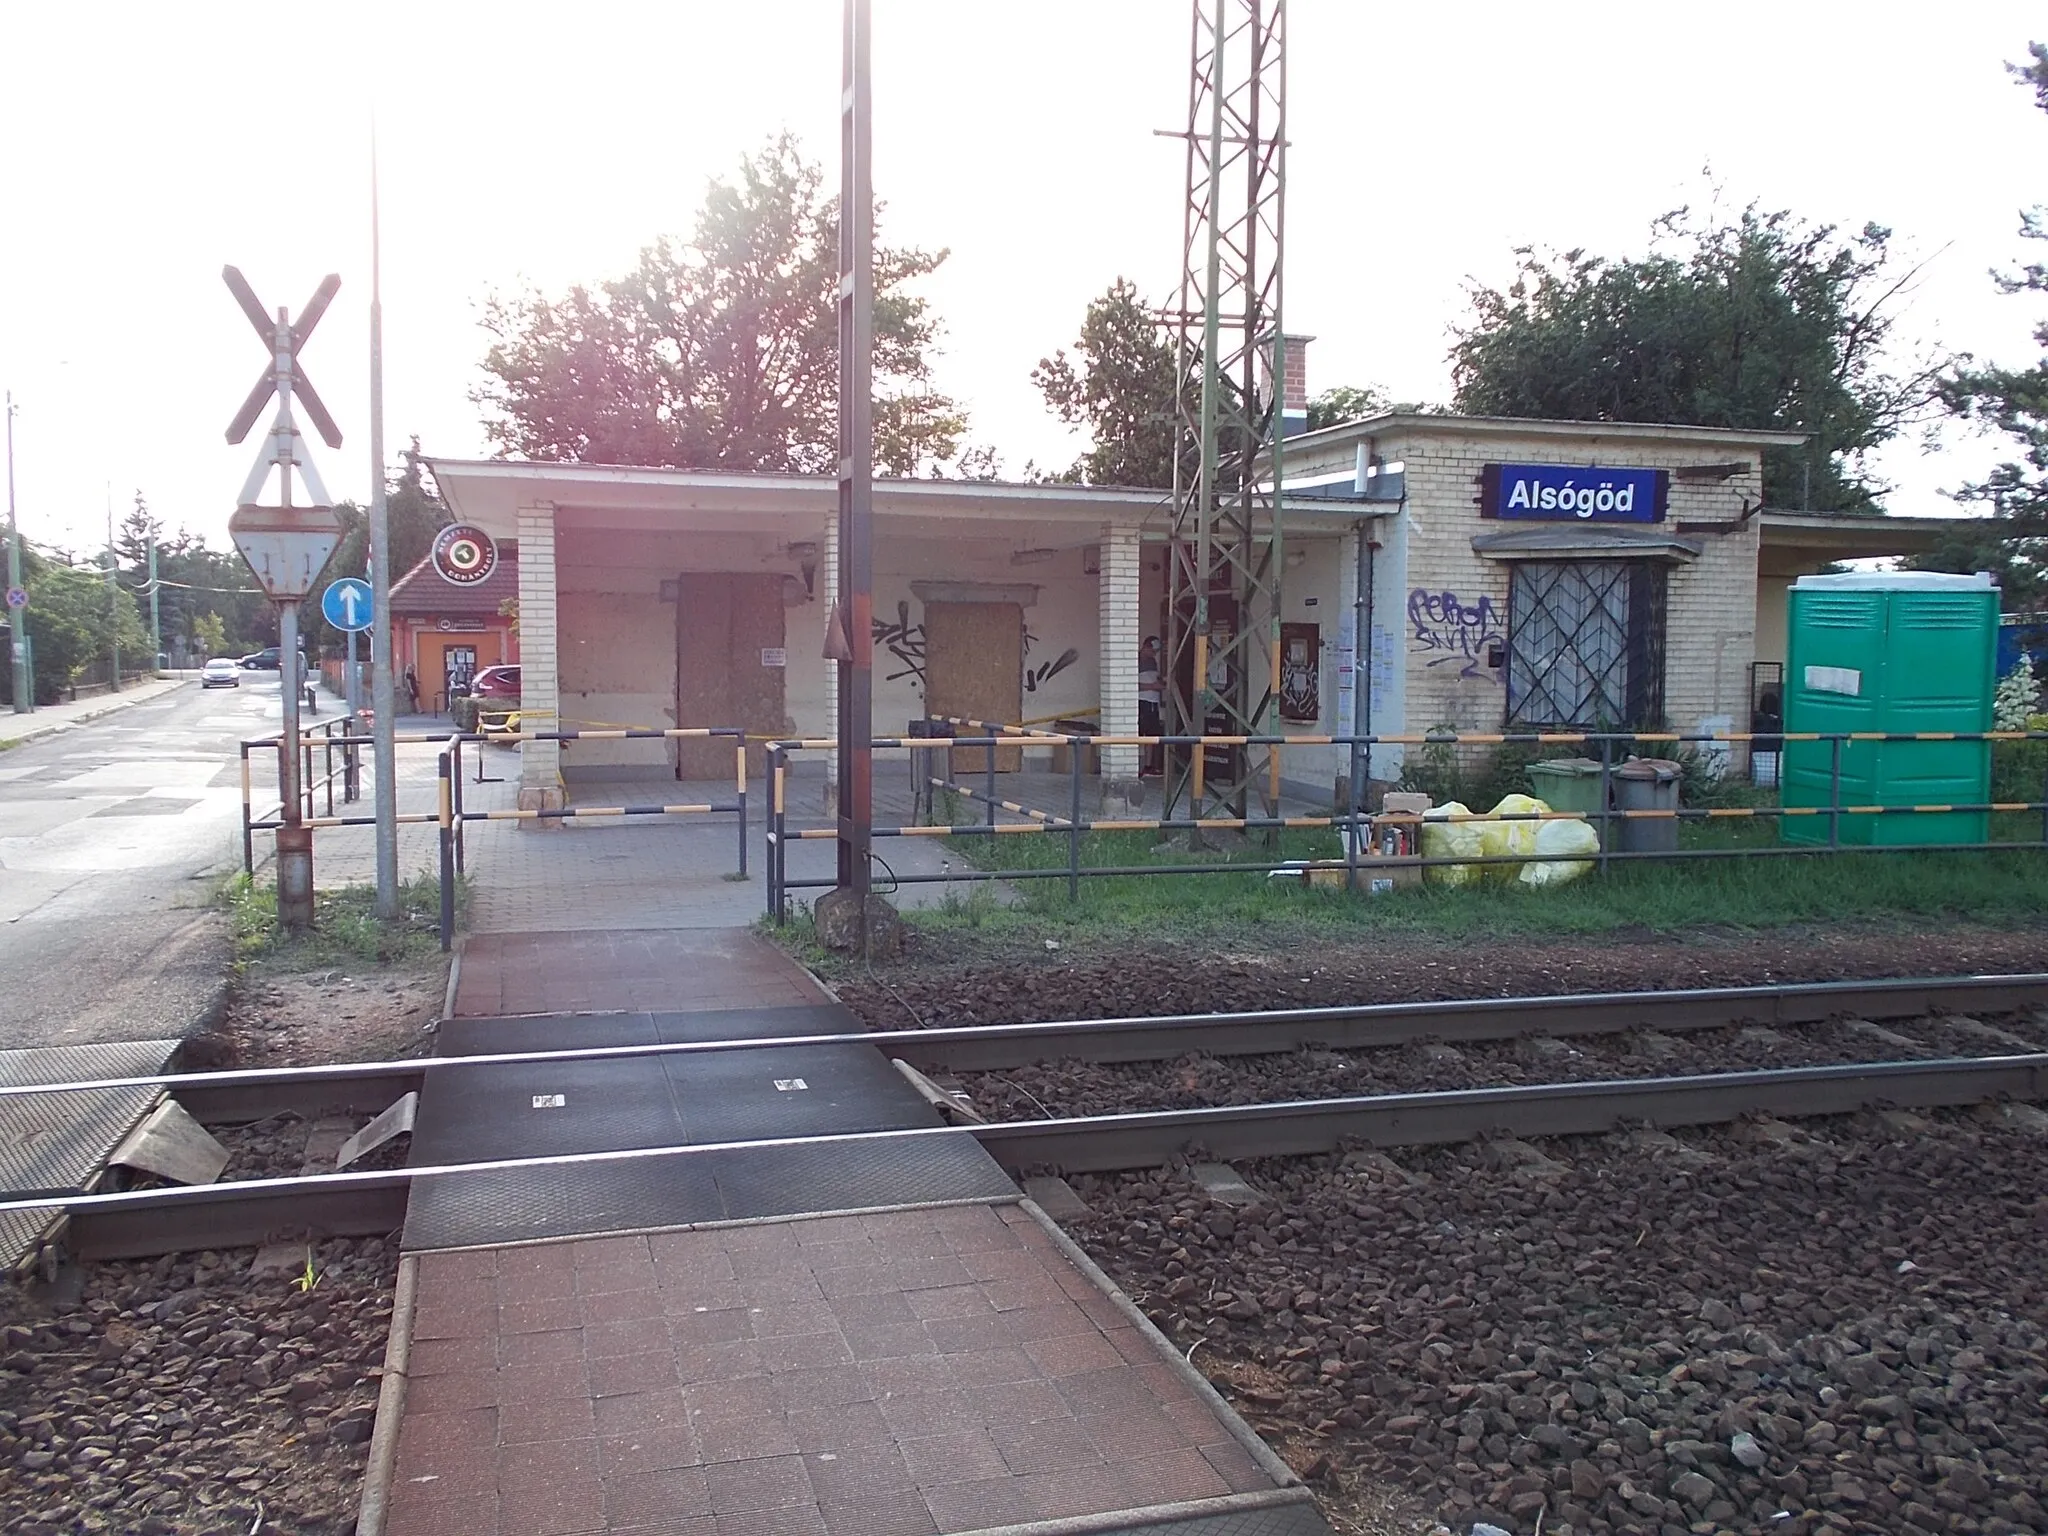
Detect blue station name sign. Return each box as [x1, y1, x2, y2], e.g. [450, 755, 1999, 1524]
[1479, 463, 1669, 524]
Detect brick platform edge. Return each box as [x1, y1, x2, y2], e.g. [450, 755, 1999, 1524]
[355, 1254, 420, 1536]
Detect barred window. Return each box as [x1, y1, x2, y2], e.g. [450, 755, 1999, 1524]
[1505, 560, 1667, 728]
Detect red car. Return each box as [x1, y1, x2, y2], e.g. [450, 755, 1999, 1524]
[471, 664, 521, 700]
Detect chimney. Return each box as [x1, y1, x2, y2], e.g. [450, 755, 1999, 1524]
[1265, 333, 1313, 437]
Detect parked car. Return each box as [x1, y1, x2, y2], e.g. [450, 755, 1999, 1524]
[471, 664, 521, 700]
[200, 658, 241, 688]
[238, 647, 280, 670]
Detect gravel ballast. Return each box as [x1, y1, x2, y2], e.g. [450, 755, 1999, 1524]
[954, 1013, 2048, 1122]
[1063, 1111, 2048, 1536]
[0, 1236, 396, 1534]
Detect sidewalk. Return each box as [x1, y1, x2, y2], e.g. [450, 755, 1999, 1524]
[368, 926, 1317, 1536]
[0, 674, 191, 748]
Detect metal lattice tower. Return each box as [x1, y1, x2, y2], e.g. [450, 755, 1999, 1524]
[1164, 0, 1287, 824]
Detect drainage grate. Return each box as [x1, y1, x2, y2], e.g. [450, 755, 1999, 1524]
[0, 1040, 181, 1269]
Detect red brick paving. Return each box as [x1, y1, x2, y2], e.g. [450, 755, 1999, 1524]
[382, 1202, 1280, 1536]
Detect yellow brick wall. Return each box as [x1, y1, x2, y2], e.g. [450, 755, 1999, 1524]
[1285, 427, 1765, 741]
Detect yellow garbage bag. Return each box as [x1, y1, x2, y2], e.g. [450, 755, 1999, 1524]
[1420, 802, 1483, 886]
[1521, 816, 1600, 887]
[1477, 793, 1550, 882]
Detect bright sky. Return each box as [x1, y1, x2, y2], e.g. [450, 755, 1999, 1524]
[2, 2, 2043, 556]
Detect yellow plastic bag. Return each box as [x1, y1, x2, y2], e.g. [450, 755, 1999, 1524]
[1420, 802, 1483, 886]
[1521, 816, 1600, 887]
[1476, 793, 1550, 881]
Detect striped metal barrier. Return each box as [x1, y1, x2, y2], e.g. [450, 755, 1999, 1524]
[762, 727, 2048, 921]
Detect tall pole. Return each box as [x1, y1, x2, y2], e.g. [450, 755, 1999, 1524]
[832, 0, 875, 927]
[5, 393, 28, 713]
[368, 125, 399, 919]
[146, 524, 161, 670]
[105, 484, 120, 690]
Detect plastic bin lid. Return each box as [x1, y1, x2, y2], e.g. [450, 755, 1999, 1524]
[1791, 570, 1995, 591]
[1614, 757, 1683, 780]
[1527, 757, 1604, 775]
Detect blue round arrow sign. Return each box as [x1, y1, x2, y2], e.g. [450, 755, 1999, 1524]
[322, 577, 374, 632]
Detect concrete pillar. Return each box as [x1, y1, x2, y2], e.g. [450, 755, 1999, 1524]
[515, 501, 565, 817]
[1097, 524, 1141, 783]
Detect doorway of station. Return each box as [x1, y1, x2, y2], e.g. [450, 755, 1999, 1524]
[924, 600, 1024, 773]
[674, 573, 786, 779]
[417, 635, 500, 715]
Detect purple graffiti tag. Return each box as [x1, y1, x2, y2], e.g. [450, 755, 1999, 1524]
[1408, 588, 1503, 681]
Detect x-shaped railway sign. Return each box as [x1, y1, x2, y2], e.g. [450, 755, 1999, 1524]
[223, 266, 345, 600]
[222, 265, 342, 512]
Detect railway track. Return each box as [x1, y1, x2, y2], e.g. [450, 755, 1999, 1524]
[6, 972, 2045, 1121]
[1, 972, 2042, 1261]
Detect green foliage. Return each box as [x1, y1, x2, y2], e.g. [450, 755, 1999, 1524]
[191, 612, 228, 660]
[16, 550, 148, 702]
[115, 494, 268, 658]
[1450, 203, 1949, 512]
[221, 871, 449, 968]
[451, 695, 482, 734]
[900, 817, 2048, 946]
[1304, 385, 1388, 432]
[1992, 711, 2048, 805]
[1933, 42, 2048, 601]
[478, 134, 965, 477]
[302, 444, 451, 655]
[1032, 278, 1182, 488]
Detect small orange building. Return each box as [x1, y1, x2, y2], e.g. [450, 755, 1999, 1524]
[389, 547, 520, 715]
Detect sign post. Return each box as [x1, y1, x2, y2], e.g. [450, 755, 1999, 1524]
[322, 577, 373, 800]
[222, 266, 345, 934]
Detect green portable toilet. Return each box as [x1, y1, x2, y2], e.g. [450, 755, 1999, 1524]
[1781, 571, 1998, 846]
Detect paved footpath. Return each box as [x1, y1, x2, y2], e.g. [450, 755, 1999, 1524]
[364, 902, 1319, 1536]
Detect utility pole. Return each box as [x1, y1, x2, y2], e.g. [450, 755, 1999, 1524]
[1163, 0, 1288, 827]
[368, 127, 399, 919]
[146, 521, 161, 670]
[105, 484, 120, 690]
[5, 392, 28, 713]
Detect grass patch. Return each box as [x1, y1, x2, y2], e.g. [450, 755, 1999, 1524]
[895, 817, 2048, 947]
[221, 871, 455, 969]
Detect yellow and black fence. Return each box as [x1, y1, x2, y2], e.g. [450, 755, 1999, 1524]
[763, 724, 2048, 922]
[241, 725, 751, 949]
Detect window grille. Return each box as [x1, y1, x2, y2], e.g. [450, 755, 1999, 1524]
[1506, 560, 1667, 728]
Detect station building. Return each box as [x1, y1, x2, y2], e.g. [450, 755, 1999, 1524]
[425, 413, 1959, 812]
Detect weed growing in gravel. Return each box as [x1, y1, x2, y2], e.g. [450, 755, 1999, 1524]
[221, 871, 454, 968]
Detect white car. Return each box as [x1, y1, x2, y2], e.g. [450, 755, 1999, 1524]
[201, 658, 242, 688]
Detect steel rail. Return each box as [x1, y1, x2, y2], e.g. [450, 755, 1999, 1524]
[4, 974, 2045, 1123]
[12, 1053, 2046, 1259]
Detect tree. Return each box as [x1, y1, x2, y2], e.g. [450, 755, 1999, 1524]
[477, 135, 964, 477]
[1934, 42, 2048, 603]
[1032, 279, 1183, 488]
[1449, 203, 1951, 512]
[1305, 386, 1388, 433]
[192, 612, 227, 660]
[302, 441, 453, 655]
[16, 547, 148, 702]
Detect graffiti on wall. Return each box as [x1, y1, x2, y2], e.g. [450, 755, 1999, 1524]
[1408, 588, 1503, 681]
[874, 601, 927, 689]
[869, 600, 1081, 697]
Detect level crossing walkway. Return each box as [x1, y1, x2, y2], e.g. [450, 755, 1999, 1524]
[363, 928, 1327, 1536]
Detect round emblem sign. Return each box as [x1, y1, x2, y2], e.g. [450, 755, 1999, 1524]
[432, 524, 499, 587]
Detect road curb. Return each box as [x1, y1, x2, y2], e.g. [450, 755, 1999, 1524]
[0, 678, 192, 749]
[353, 1252, 418, 1536]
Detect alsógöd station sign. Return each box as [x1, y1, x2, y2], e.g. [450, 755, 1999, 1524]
[1479, 463, 1670, 523]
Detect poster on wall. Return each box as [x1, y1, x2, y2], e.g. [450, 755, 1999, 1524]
[1280, 622, 1320, 722]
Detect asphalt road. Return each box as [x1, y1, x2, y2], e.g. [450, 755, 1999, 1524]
[0, 674, 293, 1050]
